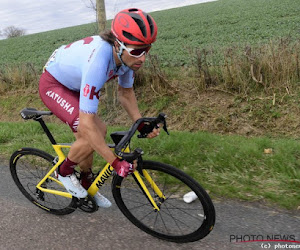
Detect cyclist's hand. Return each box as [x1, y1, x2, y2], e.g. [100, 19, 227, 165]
[147, 126, 160, 138]
[138, 122, 161, 139]
[112, 158, 134, 177]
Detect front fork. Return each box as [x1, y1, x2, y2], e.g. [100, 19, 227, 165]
[132, 158, 166, 211]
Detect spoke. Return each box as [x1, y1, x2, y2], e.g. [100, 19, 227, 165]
[138, 209, 158, 223]
[123, 200, 151, 211]
[157, 210, 170, 234]
[162, 200, 204, 221]
[159, 207, 196, 230]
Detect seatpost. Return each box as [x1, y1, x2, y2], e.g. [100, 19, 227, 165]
[35, 117, 57, 145]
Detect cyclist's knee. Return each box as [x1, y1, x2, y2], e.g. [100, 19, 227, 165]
[79, 154, 94, 171]
[73, 133, 94, 151]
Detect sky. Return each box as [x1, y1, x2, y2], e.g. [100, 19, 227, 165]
[0, 0, 217, 35]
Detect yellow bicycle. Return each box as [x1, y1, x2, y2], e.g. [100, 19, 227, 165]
[10, 108, 215, 243]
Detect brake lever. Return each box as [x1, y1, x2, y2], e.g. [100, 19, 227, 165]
[162, 119, 169, 135]
[156, 113, 169, 135]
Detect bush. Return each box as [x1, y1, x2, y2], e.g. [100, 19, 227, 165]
[0, 63, 39, 94]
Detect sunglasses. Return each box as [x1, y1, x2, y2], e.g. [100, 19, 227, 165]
[117, 40, 151, 58]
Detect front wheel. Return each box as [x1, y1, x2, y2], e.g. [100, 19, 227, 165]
[10, 148, 76, 215]
[112, 160, 215, 243]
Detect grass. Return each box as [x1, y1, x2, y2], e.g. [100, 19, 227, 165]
[0, 121, 299, 210]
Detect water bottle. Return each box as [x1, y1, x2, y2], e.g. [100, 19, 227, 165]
[183, 191, 198, 203]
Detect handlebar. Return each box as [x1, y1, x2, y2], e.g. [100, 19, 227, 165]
[114, 113, 169, 162]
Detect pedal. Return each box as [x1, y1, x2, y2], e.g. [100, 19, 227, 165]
[76, 195, 98, 213]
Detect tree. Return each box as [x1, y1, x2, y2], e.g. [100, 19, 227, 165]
[83, 0, 106, 32]
[3, 26, 26, 38]
[96, 0, 106, 31]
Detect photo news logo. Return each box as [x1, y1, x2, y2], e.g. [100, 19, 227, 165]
[230, 234, 300, 249]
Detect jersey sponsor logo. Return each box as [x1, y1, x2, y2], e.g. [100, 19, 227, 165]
[82, 85, 100, 100]
[83, 84, 90, 97]
[45, 90, 74, 115]
[89, 86, 100, 100]
[96, 167, 113, 188]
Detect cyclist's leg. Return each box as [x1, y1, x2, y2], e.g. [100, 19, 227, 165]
[39, 71, 89, 197]
[69, 118, 112, 207]
[72, 116, 107, 172]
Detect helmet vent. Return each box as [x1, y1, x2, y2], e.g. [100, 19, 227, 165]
[122, 31, 143, 43]
[131, 17, 147, 37]
[128, 8, 139, 12]
[146, 15, 154, 36]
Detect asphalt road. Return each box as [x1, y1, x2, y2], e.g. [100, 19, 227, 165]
[0, 162, 299, 250]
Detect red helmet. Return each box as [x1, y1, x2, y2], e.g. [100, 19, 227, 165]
[111, 8, 158, 45]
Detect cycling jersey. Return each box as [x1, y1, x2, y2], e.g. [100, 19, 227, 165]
[46, 36, 134, 114]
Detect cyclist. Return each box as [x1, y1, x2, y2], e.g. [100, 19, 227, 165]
[39, 8, 159, 207]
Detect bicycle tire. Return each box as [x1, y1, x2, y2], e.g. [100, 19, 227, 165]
[10, 148, 76, 215]
[112, 160, 215, 243]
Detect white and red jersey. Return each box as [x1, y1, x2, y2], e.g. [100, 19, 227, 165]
[46, 36, 134, 114]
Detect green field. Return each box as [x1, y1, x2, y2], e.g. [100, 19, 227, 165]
[1, 0, 300, 68]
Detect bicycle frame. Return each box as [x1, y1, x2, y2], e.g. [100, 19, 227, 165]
[36, 143, 72, 199]
[36, 142, 166, 211]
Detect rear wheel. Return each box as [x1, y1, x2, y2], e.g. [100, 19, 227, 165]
[112, 160, 215, 243]
[10, 148, 76, 215]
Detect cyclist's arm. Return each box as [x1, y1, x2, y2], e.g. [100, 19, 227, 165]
[118, 86, 142, 122]
[74, 112, 134, 177]
[118, 86, 160, 138]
